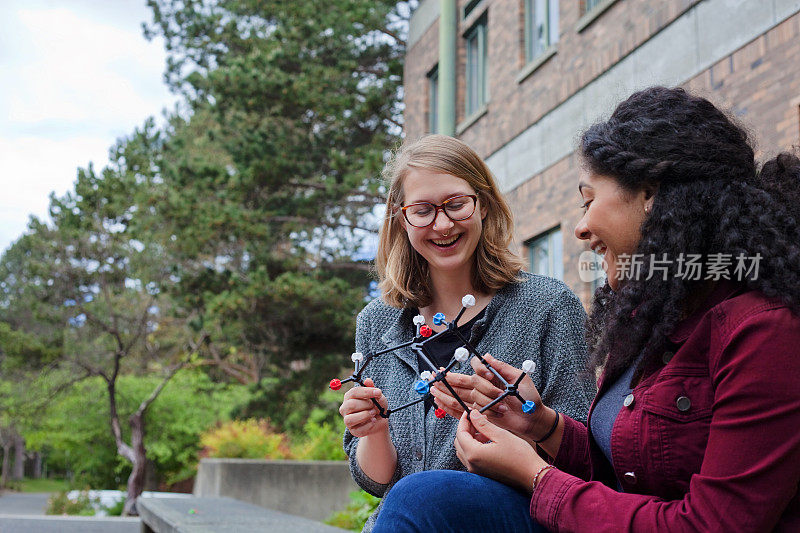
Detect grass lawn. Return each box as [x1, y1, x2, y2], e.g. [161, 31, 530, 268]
[17, 477, 69, 493]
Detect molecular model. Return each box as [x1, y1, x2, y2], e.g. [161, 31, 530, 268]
[329, 294, 538, 420]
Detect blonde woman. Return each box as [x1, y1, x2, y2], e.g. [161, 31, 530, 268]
[338, 135, 595, 531]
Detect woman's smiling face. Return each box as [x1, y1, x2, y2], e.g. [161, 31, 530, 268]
[574, 169, 653, 290]
[400, 167, 486, 276]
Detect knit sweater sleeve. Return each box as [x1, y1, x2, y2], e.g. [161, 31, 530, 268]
[343, 304, 402, 497]
[538, 288, 596, 425]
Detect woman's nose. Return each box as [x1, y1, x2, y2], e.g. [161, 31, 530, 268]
[432, 209, 454, 232]
[574, 217, 590, 241]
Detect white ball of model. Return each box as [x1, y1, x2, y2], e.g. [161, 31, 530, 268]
[454, 347, 470, 363]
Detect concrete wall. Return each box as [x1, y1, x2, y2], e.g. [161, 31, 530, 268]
[193, 459, 358, 522]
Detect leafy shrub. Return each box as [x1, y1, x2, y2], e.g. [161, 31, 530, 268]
[101, 496, 125, 516]
[291, 407, 346, 461]
[46, 490, 97, 516]
[200, 419, 290, 459]
[28, 371, 249, 488]
[325, 490, 381, 531]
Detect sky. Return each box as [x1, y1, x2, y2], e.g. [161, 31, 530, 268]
[0, 0, 177, 254]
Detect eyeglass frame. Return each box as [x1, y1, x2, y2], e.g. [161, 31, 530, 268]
[399, 194, 479, 228]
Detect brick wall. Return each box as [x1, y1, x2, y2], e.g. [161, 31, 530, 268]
[406, 0, 699, 152]
[404, 1, 800, 304]
[404, 16, 439, 141]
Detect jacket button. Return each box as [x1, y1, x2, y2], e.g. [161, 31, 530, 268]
[676, 396, 691, 412]
[414, 449, 423, 461]
[623, 471, 637, 484]
[623, 394, 635, 408]
[662, 351, 675, 364]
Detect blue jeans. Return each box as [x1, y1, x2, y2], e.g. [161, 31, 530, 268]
[372, 470, 548, 533]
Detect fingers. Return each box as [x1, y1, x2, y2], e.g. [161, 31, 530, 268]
[340, 380, 387, 437]
[482, 353, 525, 383]
[343, 409, 377, 429]
[468, 409, 510, 443]
[430, 386, 465, 418]
[456, 410, 475, 443]
[340, 379, 388, 418]
[347, 416, 386, 438]
[470, 355, 498, 383]
[455, 411, 487, 466]
[359, 378, 390, 409]
[431, 372, 505, 413]
[435, 369, 504, 399]
[343, 383, 382, 401]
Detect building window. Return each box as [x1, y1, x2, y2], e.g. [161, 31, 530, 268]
[525, 0, 559, 62]
[465, 17, 488, 116]
[463, 0, 484, 19]
[428, 65, 439, 133]
[584, 0, 603, 12]
[527, 227, 563, 280]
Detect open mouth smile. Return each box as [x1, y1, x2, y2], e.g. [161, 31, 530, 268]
[432, 234, 461, 248]
[591, 242, 607, 256]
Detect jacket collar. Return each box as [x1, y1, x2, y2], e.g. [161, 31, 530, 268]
[667, 281, 744, 343]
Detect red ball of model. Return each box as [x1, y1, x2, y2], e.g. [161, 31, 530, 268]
[434, 408, 447, 419]
[420, 325, 433, 337]
[329, 378, 342, 390]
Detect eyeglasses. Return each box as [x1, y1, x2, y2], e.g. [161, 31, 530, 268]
[400, 194, 478, 228]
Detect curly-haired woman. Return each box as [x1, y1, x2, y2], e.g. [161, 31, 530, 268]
[338, 134, 596, 531]
[372, 88, 800, 532]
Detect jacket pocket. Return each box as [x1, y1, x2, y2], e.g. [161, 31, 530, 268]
[641, 365, 713, 421]
[638, 366, 713, 496]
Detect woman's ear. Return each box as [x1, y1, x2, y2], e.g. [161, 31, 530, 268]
[392, 204, 406, 230]
[643, 184, 658, 213]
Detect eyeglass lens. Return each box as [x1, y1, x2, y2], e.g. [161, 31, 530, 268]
[404, 195, 476, 227]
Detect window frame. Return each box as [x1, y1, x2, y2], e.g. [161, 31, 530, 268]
[526, 226, 564, 281]
[427, 65, 439, 133]
[464, 15, 489, 117]
[524, 0, 559, 63]
[584, 0, 603, 13]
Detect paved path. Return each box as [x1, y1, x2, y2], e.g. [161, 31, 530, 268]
[0, 492, 50, 515]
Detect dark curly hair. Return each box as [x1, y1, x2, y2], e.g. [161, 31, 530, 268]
[580, 86, 800, 384]
[759, 151, 800, 215]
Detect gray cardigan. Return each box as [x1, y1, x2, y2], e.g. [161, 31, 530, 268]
[343, 272, 596, 531]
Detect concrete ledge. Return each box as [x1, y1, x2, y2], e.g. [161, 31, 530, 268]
[516, 45, 558, 85]
[138, 496, 346, 533]
[193, 459, 358, 522]
[0, 515, 140, 533]
[575, 0, 620, 33]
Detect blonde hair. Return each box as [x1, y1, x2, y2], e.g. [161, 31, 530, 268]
[376, 135, 524, 308]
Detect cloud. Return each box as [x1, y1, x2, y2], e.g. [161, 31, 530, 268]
[0, 1, 177, 253]
[0, 135, 111, 251]
[3, 7, 171, 129]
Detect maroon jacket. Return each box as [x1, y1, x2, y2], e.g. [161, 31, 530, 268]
[530, 284, 800, 532]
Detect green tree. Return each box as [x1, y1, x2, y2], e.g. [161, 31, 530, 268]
[26, 371, 248, 489]
[144, 0, 409, 248]
[136, 0, 413, 426]
[0, 124, 197, 514]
